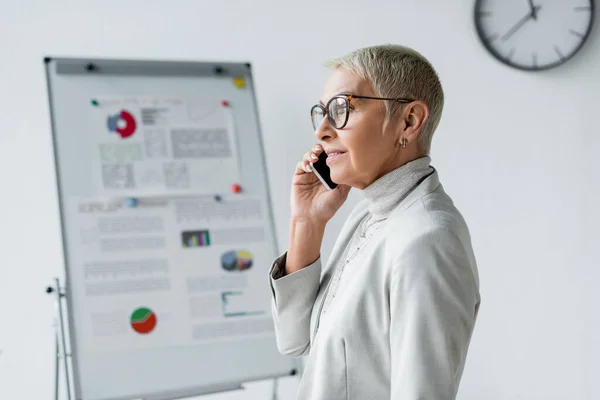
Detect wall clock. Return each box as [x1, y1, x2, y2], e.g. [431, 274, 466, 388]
[474, 0, 595, 71]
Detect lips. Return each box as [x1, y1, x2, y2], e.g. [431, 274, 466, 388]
[325, 149, 347, 165]
[325, 149, 346, 156]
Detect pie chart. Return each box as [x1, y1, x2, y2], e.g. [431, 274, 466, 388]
[130, 307, 157, 334]
[107, 110, 137, 139]
[221, 250, 253, 271]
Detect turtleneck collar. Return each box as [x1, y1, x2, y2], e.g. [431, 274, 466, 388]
[361, 156, 434, 220]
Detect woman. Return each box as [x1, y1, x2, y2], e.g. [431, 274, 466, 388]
[269, 45, 481, 400]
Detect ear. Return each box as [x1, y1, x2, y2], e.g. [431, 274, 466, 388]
[400, 101, 429, 144]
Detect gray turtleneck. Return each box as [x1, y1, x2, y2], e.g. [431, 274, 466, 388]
[362, 155, 434, 220]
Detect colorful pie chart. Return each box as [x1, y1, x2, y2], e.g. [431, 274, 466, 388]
[221, 250, 253, 271]
[130, 307, 157, 334]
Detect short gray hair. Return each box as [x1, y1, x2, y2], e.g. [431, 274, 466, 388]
[326, 44, 444, 153]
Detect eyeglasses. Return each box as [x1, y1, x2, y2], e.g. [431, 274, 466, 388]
[310, 94, 414, 130]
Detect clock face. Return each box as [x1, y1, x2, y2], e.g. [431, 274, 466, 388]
[474, 0, 595, 70]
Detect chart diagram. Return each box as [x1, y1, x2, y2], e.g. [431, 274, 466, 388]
[220, 250, 253, 272]
[221, 291, 264, 318]
[130, 307, 157, 334]
[181, 230, 210, 248]
[107, 110, 137, 139]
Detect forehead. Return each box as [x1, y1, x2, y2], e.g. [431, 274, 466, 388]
[321, 67, 373, 103]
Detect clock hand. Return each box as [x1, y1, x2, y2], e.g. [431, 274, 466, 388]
[528, 0, 538, 20]
[501, 13, 532, 42]
[501, 5, 541, 42]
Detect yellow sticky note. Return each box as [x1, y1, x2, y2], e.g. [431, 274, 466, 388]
[233, 77, 246, 89]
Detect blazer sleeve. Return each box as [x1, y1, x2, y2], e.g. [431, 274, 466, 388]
[269, 252, 321, 357]
[389, 229, 480, 400]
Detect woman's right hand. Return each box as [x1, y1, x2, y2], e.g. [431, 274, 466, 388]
[284, 144, 350, 274]
[290, 144, 351, 225]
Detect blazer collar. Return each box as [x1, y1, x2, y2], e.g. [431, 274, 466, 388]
[389, 168, 440, 218]
[361, 156, 433, 220]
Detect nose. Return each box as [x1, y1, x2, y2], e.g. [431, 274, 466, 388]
[314, 118, 337, 142]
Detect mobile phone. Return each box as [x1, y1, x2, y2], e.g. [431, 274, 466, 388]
[310, 152, 338, 190]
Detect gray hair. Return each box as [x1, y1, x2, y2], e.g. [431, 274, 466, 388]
[326, 44, 444, 153]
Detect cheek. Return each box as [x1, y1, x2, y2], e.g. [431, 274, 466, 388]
[343, 125, 384, 168]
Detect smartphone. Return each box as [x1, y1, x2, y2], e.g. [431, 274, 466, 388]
[310, 152, 338, 190]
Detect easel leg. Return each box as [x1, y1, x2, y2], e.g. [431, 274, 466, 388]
[54, 333, 59, 400]
[271, 377, 278, 400]
[55, 278, 73, 400]
[48, 277, 73, 400]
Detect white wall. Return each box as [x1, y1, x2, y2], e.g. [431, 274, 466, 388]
[1, 0, 599, 399]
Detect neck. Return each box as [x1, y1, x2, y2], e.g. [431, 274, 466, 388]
[361, 156, 433, 220]
[362, 148, 428, 188]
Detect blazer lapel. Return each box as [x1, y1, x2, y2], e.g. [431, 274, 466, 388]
[309, 201, 369, 341]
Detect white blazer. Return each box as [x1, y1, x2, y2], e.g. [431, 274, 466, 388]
[269, 170, 481, 400]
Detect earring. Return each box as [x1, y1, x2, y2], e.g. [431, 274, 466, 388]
[400, 138, 408, 148]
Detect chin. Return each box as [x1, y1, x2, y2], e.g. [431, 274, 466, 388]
[330, 168, 348, 187]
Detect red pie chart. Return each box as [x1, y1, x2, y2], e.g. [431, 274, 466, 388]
[107, 110, 137, 139]
[130, 307, 157, 334]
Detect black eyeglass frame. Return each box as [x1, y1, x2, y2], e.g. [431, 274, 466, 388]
[310, 94, 414, 130]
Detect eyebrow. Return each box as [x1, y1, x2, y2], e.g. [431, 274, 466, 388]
[319, 91, 357, 106]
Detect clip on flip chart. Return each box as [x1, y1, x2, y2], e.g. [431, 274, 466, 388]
[221, 100, 230, 107]
[214, 195, 222, 202]
[231, 184, 242, 194]
[126, 197, 138, 207]
[233, 77, 246, 89]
